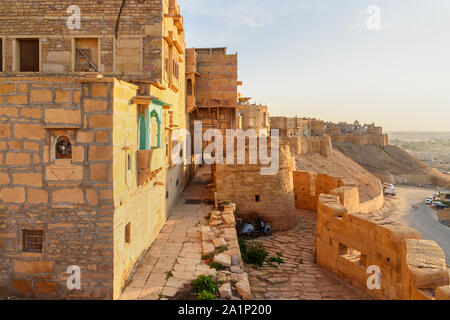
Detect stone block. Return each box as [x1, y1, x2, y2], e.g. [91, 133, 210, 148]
[21, 107, 42, 119]
[44, 109, 81, 125]
[5, 153, 30, 165]
[46, 164, 83, 181]
[0, 187, 25, 203]
[88, 146, 112, 161]
[14, 123, 45, 140]
[201, 226, 215, 241]
[236, 278, 251, 300]
[52, 188, 84, 203]
[0, 107, 19, 117]
[55, 90, 71, 103]
[14, 261, 53, 274]
[214, 253, 231, 268]
[230, 266, 243, 274]
[219, 282, 232, 299]
[6, 95, 28, 105]
[0, 83, 15, 94]
[77, 131, 94, 143]
[222, 213, 235, 226]
[30, 90, 53, 103]
[12, 172, 42, 187]
[90, 163, 108, 181]
[435, 286, 450, 300]
[202, 241, 215, 257]
[89, 114, 113, 128]
[91, 85, 109, 98]
[46, 51, 71, 63]
[0, 124, 11, 138]
[28, 189, 49, 204]
[34, 281, 56, 295]
[84, 99, 108, 112]
[13, 280, 32, 295]
[213, 238, 227, 248]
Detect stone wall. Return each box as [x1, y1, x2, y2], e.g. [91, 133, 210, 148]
[316, 193, 450, 300]
[110, 80, 168, 299]
[0, 0, 187, 85]
[293, 171, 384, 214]
[194, 48, 238, 108]
[0, 76, 186, 299]
[287, 135, 332, 158]
[237, 104, 269, 133]
[270, 117, 325, 137]
[0, 0, 168, 77]
[213, 143, 297, 231]
[330, 134, 389, 147]
[0, 76, 115, 299]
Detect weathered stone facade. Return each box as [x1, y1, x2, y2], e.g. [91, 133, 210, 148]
[237, 104, 269, 133]
[270, 117, 325, 137]
[188, 47, 240, 143]
[325, 121, 389, 147]
[0, 0, 190, 299]
[213, 143, 297, 231]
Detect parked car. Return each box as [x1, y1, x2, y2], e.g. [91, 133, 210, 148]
[435, 203, 449, 210]
[425, 198, 433, 205]
[384, 184, 397, 196]
[432, 201, 443, 207]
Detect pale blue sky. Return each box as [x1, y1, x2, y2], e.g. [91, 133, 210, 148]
[181, 0, 450, 131]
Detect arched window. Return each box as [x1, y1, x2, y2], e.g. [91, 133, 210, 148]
[55, 136, 72, 160]
[150, 109, 161, 149]
[187, 78, 193, 96]
[139, 106, 162, 150]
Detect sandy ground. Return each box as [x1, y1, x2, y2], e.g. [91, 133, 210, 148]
[384, 185, 450, 265]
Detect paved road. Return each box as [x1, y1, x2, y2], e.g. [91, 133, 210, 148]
[386, 186, 450, 265]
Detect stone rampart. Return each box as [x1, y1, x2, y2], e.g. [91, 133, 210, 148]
[316, 190, 450, 300]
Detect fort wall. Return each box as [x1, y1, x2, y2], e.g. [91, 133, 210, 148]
[287, 136, 332, 158]
[330, 133, 389, 147]
[213, 143, 297, 231]
[316, 193, 450, 300]
[293, 170, 385, 214]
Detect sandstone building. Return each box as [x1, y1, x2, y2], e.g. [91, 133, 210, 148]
[325, 121, 389, 147]
[0, 0, 191, 299]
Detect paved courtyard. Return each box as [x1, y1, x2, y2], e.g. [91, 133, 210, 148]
[120, 168, 371, 300]
[246, 209, 371, 300]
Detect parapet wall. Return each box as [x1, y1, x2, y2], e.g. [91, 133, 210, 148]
[330, 134, 389, 147]
[293, 171, 384, 214]
[316, 190, 450, 300]
[287, 136, 332, 158]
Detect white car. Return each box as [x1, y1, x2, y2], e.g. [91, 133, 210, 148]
[425, 198, 433, 205]
[384, 184, 397, 196]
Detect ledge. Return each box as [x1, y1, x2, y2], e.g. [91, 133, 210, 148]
[43, 124, 81, 130]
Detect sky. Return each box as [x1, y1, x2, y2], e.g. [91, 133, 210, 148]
[181, 0, 450, 132]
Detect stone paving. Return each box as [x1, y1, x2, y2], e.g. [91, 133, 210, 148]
[120, 168, 212, 300]
[245, 209, 372, 300]
[120, 168, 372, 300]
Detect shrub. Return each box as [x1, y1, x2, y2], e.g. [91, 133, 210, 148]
[267, 256, 284, 264]
[209, 262, 228, 271]
[197, 290, 217, 300]
[239, 238, 268, 267]
[192, 275, 218, 296]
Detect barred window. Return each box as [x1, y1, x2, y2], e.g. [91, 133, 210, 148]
[22, 230, 44, 253]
